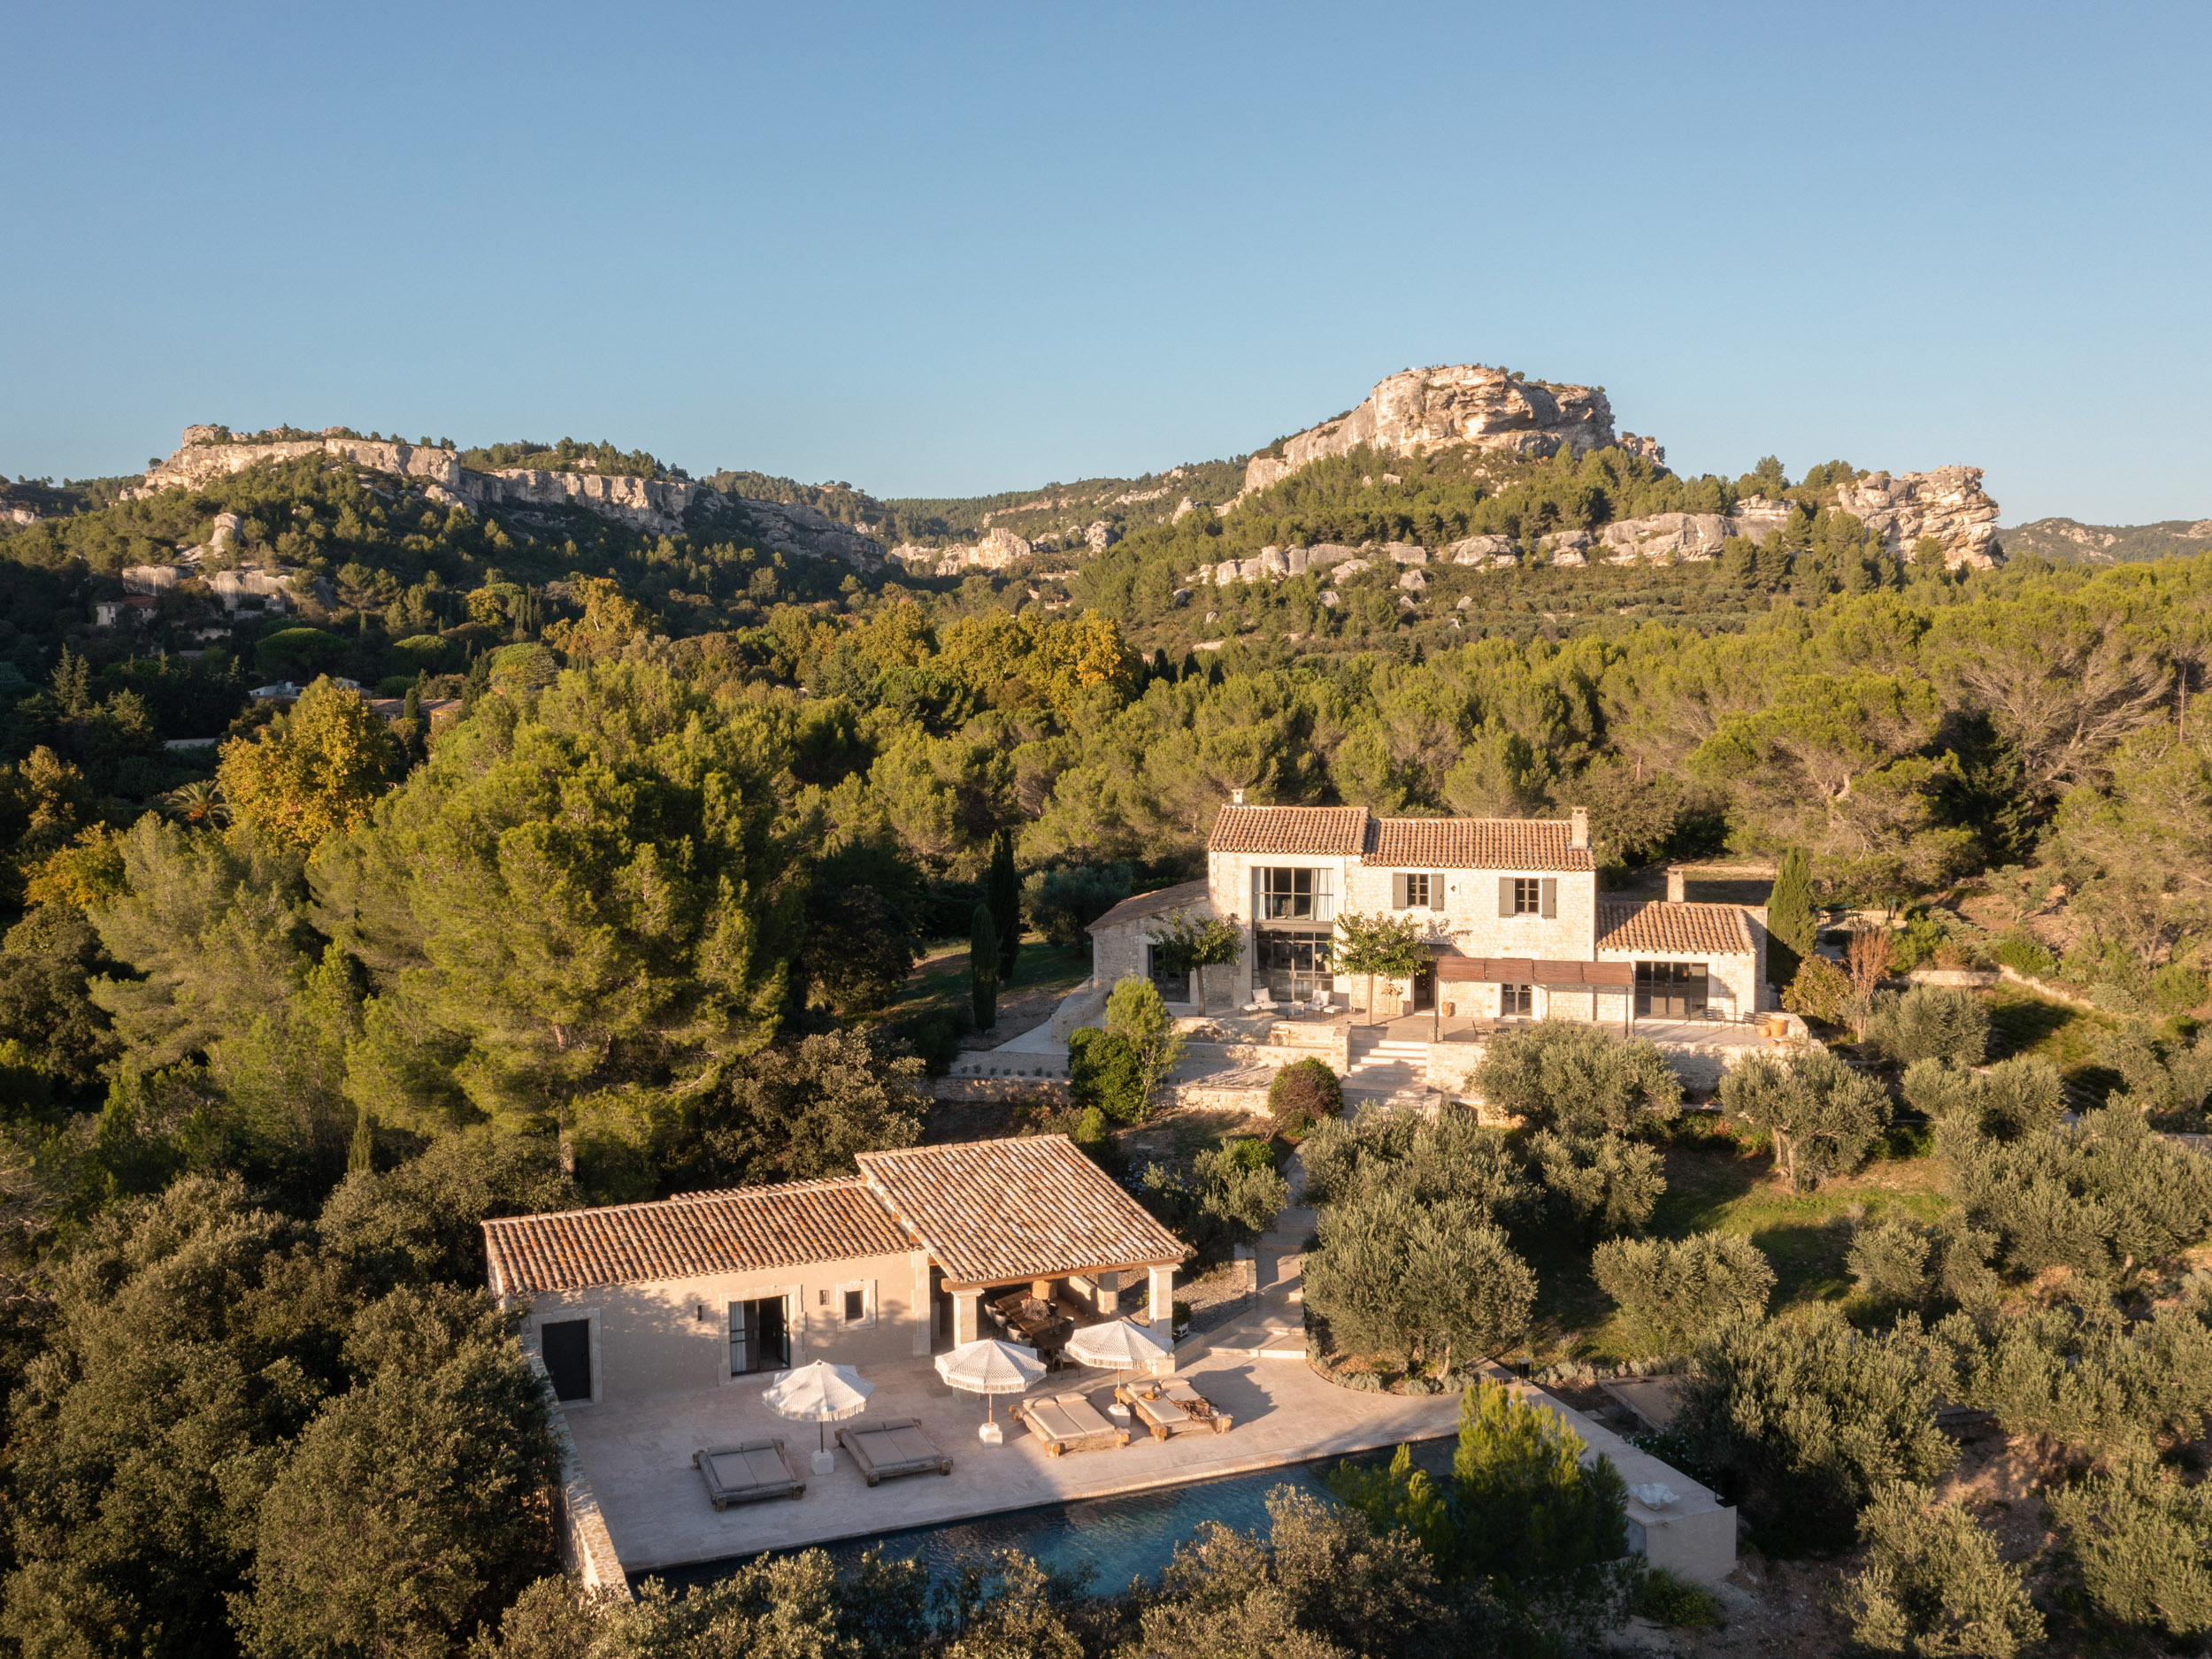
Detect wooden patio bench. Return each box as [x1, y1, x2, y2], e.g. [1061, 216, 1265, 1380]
[1014, 1392, 1132, 1455]
[693, 1439, 804, 1509]
[836, 1418, 955, 1486]
[1117, 1377, 1233, 1440]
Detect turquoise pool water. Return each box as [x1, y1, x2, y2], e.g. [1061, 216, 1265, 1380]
[639, 1437, 1456, 1598]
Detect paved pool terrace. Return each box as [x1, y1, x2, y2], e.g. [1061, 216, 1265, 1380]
[558, 1348, 1735, 1585]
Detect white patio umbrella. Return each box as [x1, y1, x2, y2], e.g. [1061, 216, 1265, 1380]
[761, 1360, 874, 1455]
[1064, 1317, 1171, 1390]
[933, 1338, 1045, 1425]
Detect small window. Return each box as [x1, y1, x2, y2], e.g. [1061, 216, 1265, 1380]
[1502, 983, 1533, 1017]
[1402, 873, 1430, 909]
[843, 1287, 864, 1324]
[1512, 877, 1542, 915]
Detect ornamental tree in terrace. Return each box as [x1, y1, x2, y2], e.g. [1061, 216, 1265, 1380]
[1151, 906, 1244, 1015]
[1333, 910, 1425, 1025]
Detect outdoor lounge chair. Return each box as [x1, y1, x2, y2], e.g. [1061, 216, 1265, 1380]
[1014, 1392, 1132, 1455]
[836, 1417, 955, 1486]
[1117, 1377, 1233, 1440]
[693, 1439, 805, 1509]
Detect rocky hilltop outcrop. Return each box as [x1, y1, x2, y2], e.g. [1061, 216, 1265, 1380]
[1832, 467, 2001, 570]
[1240, 365, 1655, 497]
[135, 431, 705, 533]
[132, 429, 886, 566]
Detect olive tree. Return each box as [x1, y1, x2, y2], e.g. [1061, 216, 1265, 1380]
[1839, 1482, 2044, 1657]
[1719, 1046, 1890, 1189]
[1592, 1232, 1774, 1354]
[1471, 1019, 1682, 1137]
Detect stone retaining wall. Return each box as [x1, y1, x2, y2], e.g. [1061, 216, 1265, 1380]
[531, 1353, 632, 1599]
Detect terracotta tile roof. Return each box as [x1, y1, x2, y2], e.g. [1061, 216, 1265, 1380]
[854, 1135, 1189, 1289]
[1368, 817, 1595, 872]
[1208, 804, 1370, 856]
[1087, 879, 1210, 933]
[482, 1178, 911, 1297]
[1595, 900, 1755, 956]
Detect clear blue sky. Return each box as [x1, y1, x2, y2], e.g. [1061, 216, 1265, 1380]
[5, 3, 2207, 524]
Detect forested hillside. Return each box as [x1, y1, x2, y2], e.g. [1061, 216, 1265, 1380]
[3, 422, 2211, 1655]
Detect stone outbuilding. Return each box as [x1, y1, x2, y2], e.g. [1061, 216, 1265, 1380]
[484, 1135, 1188, 1407]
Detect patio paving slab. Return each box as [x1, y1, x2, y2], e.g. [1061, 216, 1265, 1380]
[561, 1348, 1465, 1574]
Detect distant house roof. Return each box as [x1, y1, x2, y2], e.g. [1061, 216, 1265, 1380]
[1369, 817, 1594, 872]
[1206, 803, 1596, 871]
[1209, 804, 1370, 856]
[1595, 899, 1755, 956]
[481, 1177, 911, 1297]
[854, 1136, 1188, 1290]
[1086, 879, 1210, 933]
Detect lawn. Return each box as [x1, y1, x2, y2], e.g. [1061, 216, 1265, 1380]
[874, 937, 1094, 1033]
[1980, 982, 2123, 1099]
[1520, 1137, 1952, 1365]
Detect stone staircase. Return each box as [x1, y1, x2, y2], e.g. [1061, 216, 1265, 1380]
[1341, 1029, 1430, 1102]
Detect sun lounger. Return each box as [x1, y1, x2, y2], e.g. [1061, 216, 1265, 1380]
[836, 1418, 955, 1486]
[1015, 1392, 1132, 1455]
[1118, 1378, 1234, 1439]
[693, 1440, 804, 1509]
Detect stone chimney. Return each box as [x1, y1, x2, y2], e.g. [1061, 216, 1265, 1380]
[1232, 788, 1245, 805]
[1666, 867, 1686, 903]
[1569, 806, 1588, 850]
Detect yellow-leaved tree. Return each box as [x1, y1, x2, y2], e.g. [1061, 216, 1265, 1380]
[541, 574, 654, 661]
[217, 678, 398, 852]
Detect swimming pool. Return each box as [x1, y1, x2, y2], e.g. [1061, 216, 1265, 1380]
[637, 1437, 1457, 1597]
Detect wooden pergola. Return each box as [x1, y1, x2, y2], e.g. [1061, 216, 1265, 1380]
[1433, 956, 1637, 1034]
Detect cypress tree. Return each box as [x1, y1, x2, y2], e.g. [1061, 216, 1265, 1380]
[348, 1099, 374, 1174]
[970, 902, 998, 1031]
[987, 828, 1021, 981]
[1767, 847, 1816, 989]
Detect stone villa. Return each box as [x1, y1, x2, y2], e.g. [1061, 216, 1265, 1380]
[1087, 800, 1771, 1026]
[485, 1135, 1187, 1406]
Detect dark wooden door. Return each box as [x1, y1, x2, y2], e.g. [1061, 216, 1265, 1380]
[541, 1318, 591, 1401]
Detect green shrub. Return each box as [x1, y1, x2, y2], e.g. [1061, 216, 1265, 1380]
[1592, 1232, 1774, 1353]
[1018, 862, 1133, 947]
[1781, 956, 1852, 1025]
[1068, 1026, 1144, 1123]
[1630, 1566, 1721, 1629]
[1991, 931, 2055, 977]
[1268, 1056, 1342, 1136]
[1901, 1056, 2062, 1141]
[1864, 984, 1991, 1066]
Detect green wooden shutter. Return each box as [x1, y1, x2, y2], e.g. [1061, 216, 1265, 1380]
[1497, 876, 1512, 917]
[1540, 877, 1558, 918]
[1392, 872, 1408, 910]
[1431, 872, 1446, 912]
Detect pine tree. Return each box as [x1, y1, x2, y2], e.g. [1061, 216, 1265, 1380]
[987, 828, 1021, 981]
[970, 902, 998, 1031]
[1766, 846, 1816, 987]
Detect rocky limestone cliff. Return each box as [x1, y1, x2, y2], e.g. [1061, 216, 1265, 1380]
[132, 430, 887, 566]
[1832, 467, 2001, 570]
[887, 526, 1034, 578]
[1240, 365, 1655, 497]
[134, 433, 705, 534]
